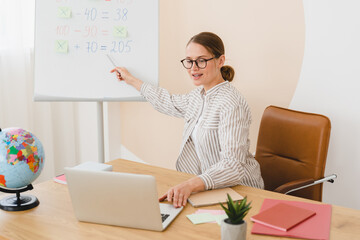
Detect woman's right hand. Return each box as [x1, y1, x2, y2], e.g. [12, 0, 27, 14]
[110, 67, 143, 91]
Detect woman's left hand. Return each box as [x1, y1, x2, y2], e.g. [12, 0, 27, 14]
[159, 176, 205, 208]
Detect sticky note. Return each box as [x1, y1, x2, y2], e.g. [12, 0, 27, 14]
[195, 209, 226, 223]
[58, 7, 72, 18]
[195, 209, 226, 215]
[113, 26, 127, 38]
[213, 214, 228, 225]
[186, 213, 215, 224]
[55, 40, 68, 53]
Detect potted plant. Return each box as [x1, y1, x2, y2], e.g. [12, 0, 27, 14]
[220, 194, 251, 240]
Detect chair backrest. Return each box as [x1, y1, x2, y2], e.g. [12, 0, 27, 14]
[255, 106, 331, 201]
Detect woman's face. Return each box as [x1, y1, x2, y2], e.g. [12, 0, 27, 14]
[185, 42, 225, 90]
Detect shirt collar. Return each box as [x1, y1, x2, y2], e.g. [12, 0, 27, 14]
[200, 81, 228, 97]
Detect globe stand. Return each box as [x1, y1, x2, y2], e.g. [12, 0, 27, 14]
[0, 184, 39, 211]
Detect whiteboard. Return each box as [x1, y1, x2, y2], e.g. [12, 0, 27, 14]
[34, 0, 158, 101]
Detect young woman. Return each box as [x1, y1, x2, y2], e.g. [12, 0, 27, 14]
[111, 32, 264, 208]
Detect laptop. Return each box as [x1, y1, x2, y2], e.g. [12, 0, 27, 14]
[64, 168, 183, 231]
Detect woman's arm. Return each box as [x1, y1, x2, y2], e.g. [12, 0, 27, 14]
[111, 67, 190, 118]
[110, 67, 143, 90]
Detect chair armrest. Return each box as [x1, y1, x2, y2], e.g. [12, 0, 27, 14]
[274, 179, 315, 194]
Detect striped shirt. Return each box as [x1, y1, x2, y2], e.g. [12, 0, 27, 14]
[140, 81, 264, 190]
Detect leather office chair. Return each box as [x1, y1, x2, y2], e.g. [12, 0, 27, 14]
[255, 105, 336, 201]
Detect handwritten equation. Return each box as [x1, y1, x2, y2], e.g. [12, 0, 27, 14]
[54, 0, 134, 54]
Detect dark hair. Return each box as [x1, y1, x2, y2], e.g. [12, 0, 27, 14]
[187, 32, 235, 82]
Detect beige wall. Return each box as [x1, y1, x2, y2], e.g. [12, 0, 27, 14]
[108, 0, 305, 169]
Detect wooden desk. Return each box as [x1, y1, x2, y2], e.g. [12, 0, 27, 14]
[0, 159, 359, 240]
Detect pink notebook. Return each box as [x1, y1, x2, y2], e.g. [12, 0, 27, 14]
[251, 203, 316, 231]
[251, 199, 332, 240]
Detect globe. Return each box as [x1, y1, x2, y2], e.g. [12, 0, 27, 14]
[0, 128, 44, 189]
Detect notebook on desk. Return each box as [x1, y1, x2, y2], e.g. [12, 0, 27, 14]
[251, 202, 316, 231]
[65, 168, 183, 231]
[188, 187, 244, 207]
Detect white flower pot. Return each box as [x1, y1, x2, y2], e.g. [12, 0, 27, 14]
[221, 219, 247, 240]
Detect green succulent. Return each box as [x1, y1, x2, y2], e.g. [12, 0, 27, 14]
[220, 194, 252, 224]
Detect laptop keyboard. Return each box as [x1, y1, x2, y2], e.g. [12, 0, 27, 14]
[161, 213, 170, 222]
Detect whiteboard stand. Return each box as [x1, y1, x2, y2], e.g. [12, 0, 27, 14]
[97, 102, 105, 163]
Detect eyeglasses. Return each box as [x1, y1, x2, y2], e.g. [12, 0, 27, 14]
[180, 57, 215, 69]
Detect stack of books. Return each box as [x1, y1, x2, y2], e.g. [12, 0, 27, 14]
[251, 199, 332, 240]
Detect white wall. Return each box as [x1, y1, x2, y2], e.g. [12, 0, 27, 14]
[291, 0, 360, 209]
